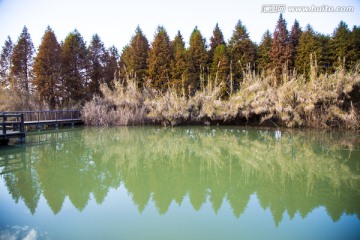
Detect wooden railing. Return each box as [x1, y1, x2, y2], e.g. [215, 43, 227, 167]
[4, 110, 81, 123]
[1, 110, 82, 144]
[1, 113, 25, 135]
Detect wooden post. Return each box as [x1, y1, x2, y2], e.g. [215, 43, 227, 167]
[20, 114, 25, 143]
[2, 113, 6, 135]
[55, 111, 58, 129]
[20, 114, 24, 133]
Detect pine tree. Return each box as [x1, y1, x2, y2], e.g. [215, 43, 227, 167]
[317, 34, 331, 74]
[210, 44, 229, 95]
[228, 20, 257, 86]
[0, 36, 13, 88]
[295, 25, 323, 77]
[103, 45, 119, 89]
[129, 26, 149, 87]
[169, 31, 187, 93]
[330, 21, 351, 69]
[270, 14, 290, 81]
[257, 30, 273, 73]
[33, 26, 61, 109]
[209, 23, 226, 66]
[119, 44, 131, 79]
[147, 26, 172, 90]
[88, 34, 106, 95]
[289, 20, 302, 71]
[170, 31, 187, 80]
[60, 29, 88, 107]
[187, 27, 208, 94]
[10, 26, 35, 92]
[348, 26, 360, 67]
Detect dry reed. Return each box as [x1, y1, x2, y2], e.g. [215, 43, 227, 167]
[82, 62, 360, 129]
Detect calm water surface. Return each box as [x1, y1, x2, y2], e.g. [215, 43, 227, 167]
[0, 126, 360, 240]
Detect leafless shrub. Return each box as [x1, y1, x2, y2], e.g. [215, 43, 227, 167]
[0, 89, 47, 111]
[82, 63, 360, 129]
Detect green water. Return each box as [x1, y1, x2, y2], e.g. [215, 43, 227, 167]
[0, 126, 360, 240]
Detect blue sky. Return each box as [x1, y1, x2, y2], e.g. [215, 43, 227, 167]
[0, 0, 359, 51]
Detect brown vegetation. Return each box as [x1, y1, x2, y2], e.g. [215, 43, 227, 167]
[82, 61, 360, 129]
[0, 88, 47, 111]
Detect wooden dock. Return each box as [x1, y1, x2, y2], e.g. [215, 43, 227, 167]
[1, 110, 83, 144]
[0, 113, 25, 144]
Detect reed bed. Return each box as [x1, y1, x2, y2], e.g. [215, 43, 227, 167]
[82, 63, 360, 129]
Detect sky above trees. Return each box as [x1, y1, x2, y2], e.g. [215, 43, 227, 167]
[0, 0, 359, 50]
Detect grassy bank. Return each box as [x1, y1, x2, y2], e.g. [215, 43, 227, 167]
[83, 64, 360, 129]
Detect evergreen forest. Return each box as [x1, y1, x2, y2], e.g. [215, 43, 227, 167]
[1, 14, 359, 128]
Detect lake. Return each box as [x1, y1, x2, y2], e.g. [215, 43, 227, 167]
[0, 126, 360, 240]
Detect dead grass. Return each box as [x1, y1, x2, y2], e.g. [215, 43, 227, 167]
[0, 88, 47, 111]
[82, 62, 360, 129]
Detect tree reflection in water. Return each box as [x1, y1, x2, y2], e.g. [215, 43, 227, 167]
[1, 127, 359, 226]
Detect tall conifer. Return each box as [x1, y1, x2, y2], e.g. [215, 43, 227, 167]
[170, 31, 187, 80]
[295, 25, 323, 77]
[257, 30, 273, 73]
[88, 34, 107, 96]
[228, 20, 256, 86]
[270, 14, 290, 81]
[169, 31, 187, 93]
[209, 23, 226, 66]
[129, 26, 149, 87]
[103, 46, 119, 88]
[147, 26, 172, 90]
[119, 45, 131, 79]
[348, 26, 360, 67]
[10, 26, 35, 92]
[33, 26, 61, 108]
[330, 21, 351, 69]
[289, 20, 302, 71]
[0, 36, 13, 88]
[210, 44, 229, 95]
[187, 27, 208, 93]
[60, 29, 88, 106]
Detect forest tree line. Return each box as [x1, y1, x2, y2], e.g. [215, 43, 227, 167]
[0, 14, 359, 109]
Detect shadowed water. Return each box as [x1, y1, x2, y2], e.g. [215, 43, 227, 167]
[0, 126, 360, 239]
